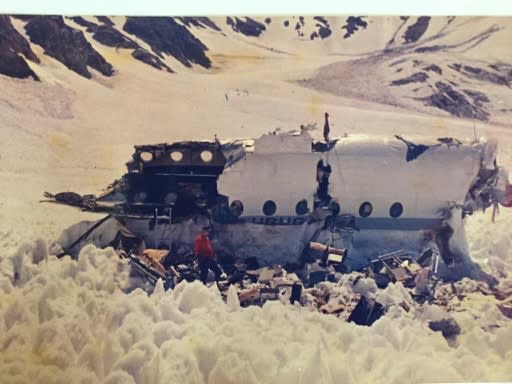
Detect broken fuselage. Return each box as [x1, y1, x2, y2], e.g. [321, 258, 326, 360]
[66, 130, 512, 271]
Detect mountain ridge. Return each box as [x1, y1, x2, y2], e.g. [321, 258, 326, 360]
[0, 15, 511, 123]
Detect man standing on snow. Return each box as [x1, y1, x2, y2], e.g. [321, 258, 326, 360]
[323, 112, 330, 143]
[194, 226, 223, 284]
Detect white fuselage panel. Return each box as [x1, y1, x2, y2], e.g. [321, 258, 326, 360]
[218, 134, 482, 220]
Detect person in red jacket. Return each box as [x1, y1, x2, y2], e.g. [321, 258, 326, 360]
[194, 226, 223, 284]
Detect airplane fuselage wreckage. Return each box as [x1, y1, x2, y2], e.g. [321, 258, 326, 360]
[45, 128, 512, 283]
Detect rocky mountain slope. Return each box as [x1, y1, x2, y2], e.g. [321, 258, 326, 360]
[0, 15, 511, 123]
[0, 15, 39, 80]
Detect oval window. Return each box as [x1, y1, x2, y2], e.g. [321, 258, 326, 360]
[263, 200, 277, 216]
[170, 151, 183, 162]
[139, 151, 153, 162]
[230, 200, 244, 217]
[133, 191, 147, 203]
[295, 199, 308, 215]
[329, 201, 341, 216]
[389, 202, 403, 218]
[200, 150, 213, 162]
[359, 202, 373, 217]
[164, 192, 177, 205]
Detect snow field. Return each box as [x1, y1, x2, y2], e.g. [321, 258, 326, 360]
[0, 240, 511, 383]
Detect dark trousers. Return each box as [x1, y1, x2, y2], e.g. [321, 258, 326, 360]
[198, 258, 222, 284]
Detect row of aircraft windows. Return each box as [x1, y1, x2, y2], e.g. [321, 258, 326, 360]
[139, 150, 214, 163]
[229, 200, 404, 218]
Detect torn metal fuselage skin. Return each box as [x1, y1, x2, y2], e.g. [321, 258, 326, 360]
[51, 130, 512, 274]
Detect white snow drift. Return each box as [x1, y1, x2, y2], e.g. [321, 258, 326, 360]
[0, 241, 512, 384]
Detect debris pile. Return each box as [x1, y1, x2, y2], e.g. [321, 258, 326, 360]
[430, 277, 512, 315]
[104, 224, 512, 340]
[56, 217, 512, 341]
[215, 254, 509, 335]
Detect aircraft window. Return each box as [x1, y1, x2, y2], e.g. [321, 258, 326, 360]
[295, 199, 308, 215]
[263, 200, 277, 216]
[170, 151, 183, 162]
[133, 191, 147, 203]
[139, 151, 153, 162]
[359, 202, 373, 217]
[329, 201, 341, 216]
[230, 200, 244, 217]
[390, 202, 403, 218]
[164, 192, 177, 205]
[154, 150, 163, 159]
[200, 150, 213, 162]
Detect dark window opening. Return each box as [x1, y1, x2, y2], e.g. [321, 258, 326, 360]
[389, 202, 403, 218]
[230, 200, 244, 217]
[359, 202, 373, 217]
[315, 159, 332, 207]
[164, 192, 177, 206]
[263, 200, 277, 216]
[295, 199, 309, 215]
[133, 191, 148, 203]
[329, 201, 341, 216]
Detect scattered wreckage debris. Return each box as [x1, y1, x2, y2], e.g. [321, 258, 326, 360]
[347, 296, 385, 326]
[428, 318, 461, 339]
[54, 215, 512, 340]
[127, 248, 198, 288]
[308, 242, 347, 266]
[42, 191, 113, 212]
[369, 250, 423, 288]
